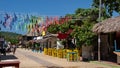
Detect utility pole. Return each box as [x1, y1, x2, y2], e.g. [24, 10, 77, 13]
[98, 0, 102, 62]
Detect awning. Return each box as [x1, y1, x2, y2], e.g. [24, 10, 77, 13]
[57, 33, 68, 39]
[35, 37, 50, 43]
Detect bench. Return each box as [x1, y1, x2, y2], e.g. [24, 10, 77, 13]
[0, 60, 20, 68]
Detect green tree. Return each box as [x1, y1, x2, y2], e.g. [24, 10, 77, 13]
[0, 31, 21, 44]
[47, 24, 59, 34]
[59, 22, 69, 33]
[75, 8, 110, 22]
[92, 0, 120, 16]
[70, 8, 110, 47]
[71, 20, 97, 47]
[47, 7, 110, 48]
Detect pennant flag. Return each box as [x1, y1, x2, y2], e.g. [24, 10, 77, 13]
[24, 14, 30, 23]
[37, 17, 42, 24]
[55, 16, 59, 24]
[3, 22, 6, 28]
[42, 30, 45, 36]
[0, 20, 2, 24]
[49, 17, 53, 25]
[15, 24, 18, 30]
[4, 13, 10, 21]
[0, 12, 67, 35]
[5, 16, 13, 28]
[45, 16, 49, 26]
[10, 24, 12, 30]
[12, 13, 17, 23]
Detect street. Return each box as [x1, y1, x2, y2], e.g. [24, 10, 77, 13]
[0, 48, 118, 68]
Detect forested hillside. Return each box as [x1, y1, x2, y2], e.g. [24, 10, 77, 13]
[0, 31, 22, 44]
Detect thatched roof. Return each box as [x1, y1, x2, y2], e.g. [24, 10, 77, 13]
[92, 16, 120, 33]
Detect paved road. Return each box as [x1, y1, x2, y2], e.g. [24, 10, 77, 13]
[1, 48, 119, 68]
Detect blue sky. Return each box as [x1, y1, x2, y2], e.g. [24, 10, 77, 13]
[0, 0, 93, 34]
[0, 0, 119, 34]
[0, 0, 92, 16]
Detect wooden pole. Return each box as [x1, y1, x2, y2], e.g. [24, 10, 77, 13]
[98, 34, 101, 61]
[98, 0, 102, 62]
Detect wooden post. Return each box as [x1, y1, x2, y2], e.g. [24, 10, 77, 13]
[98, 34, 101, 61]
[98, 0, 102, 62]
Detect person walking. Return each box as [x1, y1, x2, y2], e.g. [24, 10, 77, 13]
[12, 44, 17, 54]
[39, 46, 42, 53]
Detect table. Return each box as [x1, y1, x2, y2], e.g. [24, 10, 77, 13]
[0, 60, 20, 68]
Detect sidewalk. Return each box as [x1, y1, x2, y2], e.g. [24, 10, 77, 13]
[1, 48, 120, 68]
[91, 61, 120, 68]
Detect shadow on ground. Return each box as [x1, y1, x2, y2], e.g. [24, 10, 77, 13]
[0, 54, 18, 60]
[47, 66, 63, 68]
[46, 66, 79, 68]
